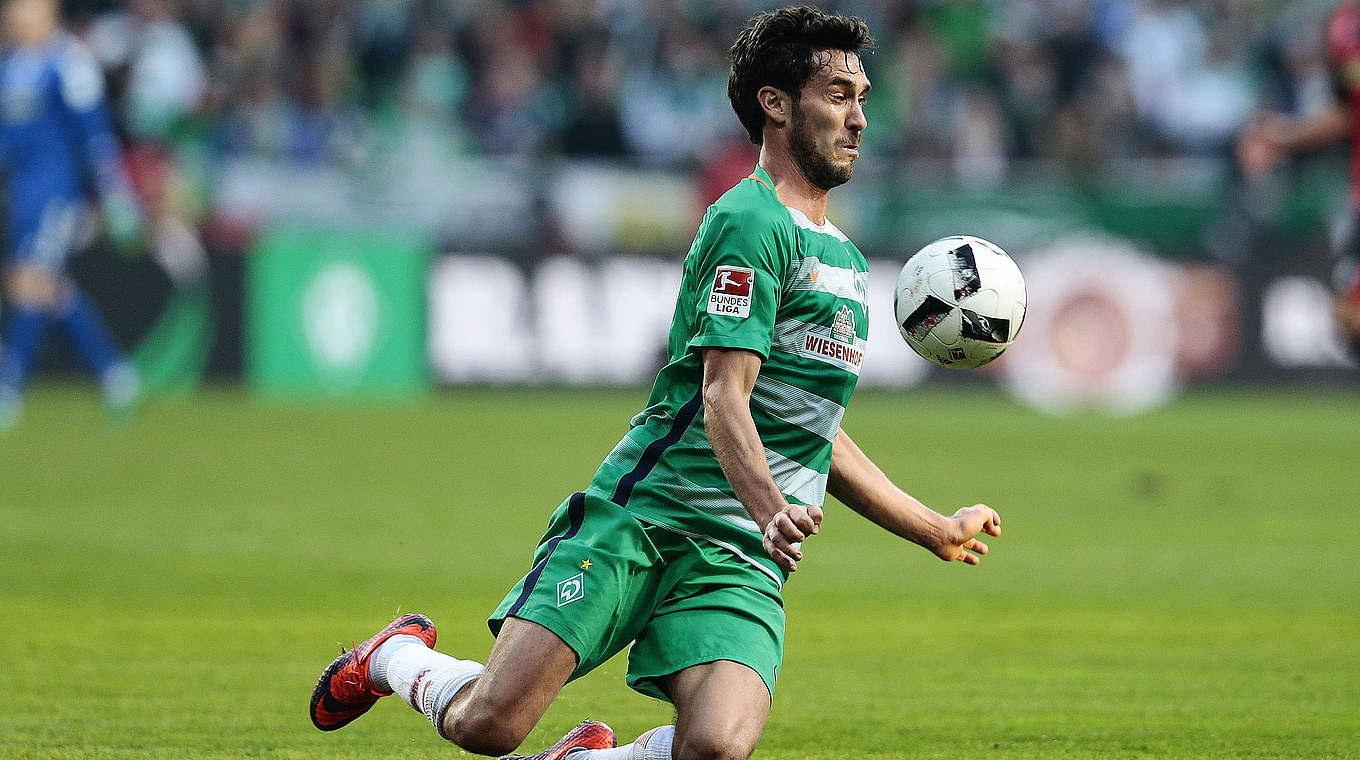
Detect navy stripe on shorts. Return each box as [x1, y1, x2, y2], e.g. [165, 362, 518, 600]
[506, 491, 587, 617]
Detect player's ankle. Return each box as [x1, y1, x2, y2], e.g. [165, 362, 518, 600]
[366, 633, 424, 691]
[574, 725, 673, 760]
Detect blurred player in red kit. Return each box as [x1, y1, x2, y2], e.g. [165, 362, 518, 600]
[1239, 0, 1360, 354]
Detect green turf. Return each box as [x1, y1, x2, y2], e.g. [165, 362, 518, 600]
[1, 384, 1357, 759]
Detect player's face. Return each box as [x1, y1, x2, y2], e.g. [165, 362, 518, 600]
[788, 50, 870, 191]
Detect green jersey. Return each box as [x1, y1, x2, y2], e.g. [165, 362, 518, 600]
[586, 166, 869, 586]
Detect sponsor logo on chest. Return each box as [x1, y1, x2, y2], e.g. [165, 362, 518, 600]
[831, 304, 856, 345]
[803, 332, 863, 368]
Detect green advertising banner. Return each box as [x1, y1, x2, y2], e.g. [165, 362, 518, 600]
[247, 227, 430, 397]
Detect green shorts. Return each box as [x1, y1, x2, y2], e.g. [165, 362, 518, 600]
[488, 492, 785, 702]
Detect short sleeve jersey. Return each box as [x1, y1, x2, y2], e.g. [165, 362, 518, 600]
[586, 166, 870, 586]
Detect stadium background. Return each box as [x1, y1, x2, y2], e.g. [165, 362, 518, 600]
[21, 0, 1360, 407]
[3, 1, 1359, 759]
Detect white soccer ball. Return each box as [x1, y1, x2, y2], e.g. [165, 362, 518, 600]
[894, 235, 1026, 369]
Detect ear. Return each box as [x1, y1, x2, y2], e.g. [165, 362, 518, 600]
[757, 85, 791, 129]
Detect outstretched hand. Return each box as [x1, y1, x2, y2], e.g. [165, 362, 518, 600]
[932, 504, 1001, 565]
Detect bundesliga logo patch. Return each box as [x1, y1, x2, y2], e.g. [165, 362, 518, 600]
[708, 266, 754, 318]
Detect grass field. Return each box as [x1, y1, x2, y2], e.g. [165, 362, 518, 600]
[1, 384, 1358, 759]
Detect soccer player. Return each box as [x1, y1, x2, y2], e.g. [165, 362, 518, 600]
[0, 0, 144, 429]
[310, 8, 1002, 760]
[1238, 0, 1360, 354]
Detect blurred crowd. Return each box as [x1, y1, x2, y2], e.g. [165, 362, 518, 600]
[58, 0, 1336, 165]
[42, 0, 1344, 239]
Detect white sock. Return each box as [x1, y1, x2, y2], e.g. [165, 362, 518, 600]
[367, 634, 421, 691]
[572, 725, 674, 760]
[370, 635, 484, 735]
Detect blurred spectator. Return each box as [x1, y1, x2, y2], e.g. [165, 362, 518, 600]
[17, 0, 1325, 254]
[88, 0, 205, 140]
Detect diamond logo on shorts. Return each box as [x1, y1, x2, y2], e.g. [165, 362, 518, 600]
[556, 573, 585, 607]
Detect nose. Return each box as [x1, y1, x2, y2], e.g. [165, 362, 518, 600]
[847, 99, 867, 133]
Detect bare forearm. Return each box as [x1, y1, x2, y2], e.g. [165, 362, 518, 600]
[700, 347, 822, 573]
[704, 381, 786, 529]
[827, 429, 949, 548]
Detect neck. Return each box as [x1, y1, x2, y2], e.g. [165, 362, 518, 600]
[757, 144, 829, 225]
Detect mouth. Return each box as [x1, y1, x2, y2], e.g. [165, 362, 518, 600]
[842, 145, 860, 158]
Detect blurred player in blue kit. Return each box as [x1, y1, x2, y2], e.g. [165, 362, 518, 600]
[0, 0, 143, 429]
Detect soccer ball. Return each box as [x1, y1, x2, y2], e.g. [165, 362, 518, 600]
[894, 235, 1026, 369]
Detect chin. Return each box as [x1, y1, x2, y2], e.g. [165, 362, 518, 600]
[827, 165, 855, 189]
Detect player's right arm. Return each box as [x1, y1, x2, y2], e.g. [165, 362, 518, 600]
[686, 199, 811, 572]
[701, 347, 820, 573]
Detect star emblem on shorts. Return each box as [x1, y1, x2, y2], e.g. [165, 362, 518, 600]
[580, 559, 592, 570]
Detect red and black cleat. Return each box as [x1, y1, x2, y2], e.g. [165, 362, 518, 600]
[309, 613, 438, 731]
[499, 720, 617, 760]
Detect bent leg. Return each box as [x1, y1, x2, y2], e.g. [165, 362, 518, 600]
[441, 616, 579, 756]
[668, 660, 771, 760]
[461, 493, 662, 753]
[568, 661, 768, 760]
[379, 492, 658, 754]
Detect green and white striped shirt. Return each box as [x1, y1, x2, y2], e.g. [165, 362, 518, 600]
[586, 166, 869, 586]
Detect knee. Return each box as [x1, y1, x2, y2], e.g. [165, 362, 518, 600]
[444, 699, 533, 756]
[673, 730, 758, 760]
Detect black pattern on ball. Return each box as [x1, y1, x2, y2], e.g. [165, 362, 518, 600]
[947, 243, 982, 300]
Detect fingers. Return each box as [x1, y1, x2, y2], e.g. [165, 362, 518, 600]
[787, 505, 818, 536]
[953, 541, 984, 566]
[762, 504, 821, 573]
[764, 540, 798, 573]
[948, 537, 989, 566]
[959, 504, 1001, 537]
[762, 534, 799, 572]
[938, 504, 1002, 567]
[982, 506, 1001, 537]
[773, 512, 806, 544]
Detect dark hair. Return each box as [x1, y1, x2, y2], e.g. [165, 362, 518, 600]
[728, 6, 873, 145]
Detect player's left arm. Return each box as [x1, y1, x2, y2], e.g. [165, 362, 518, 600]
[827, 427, 1000, 565]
